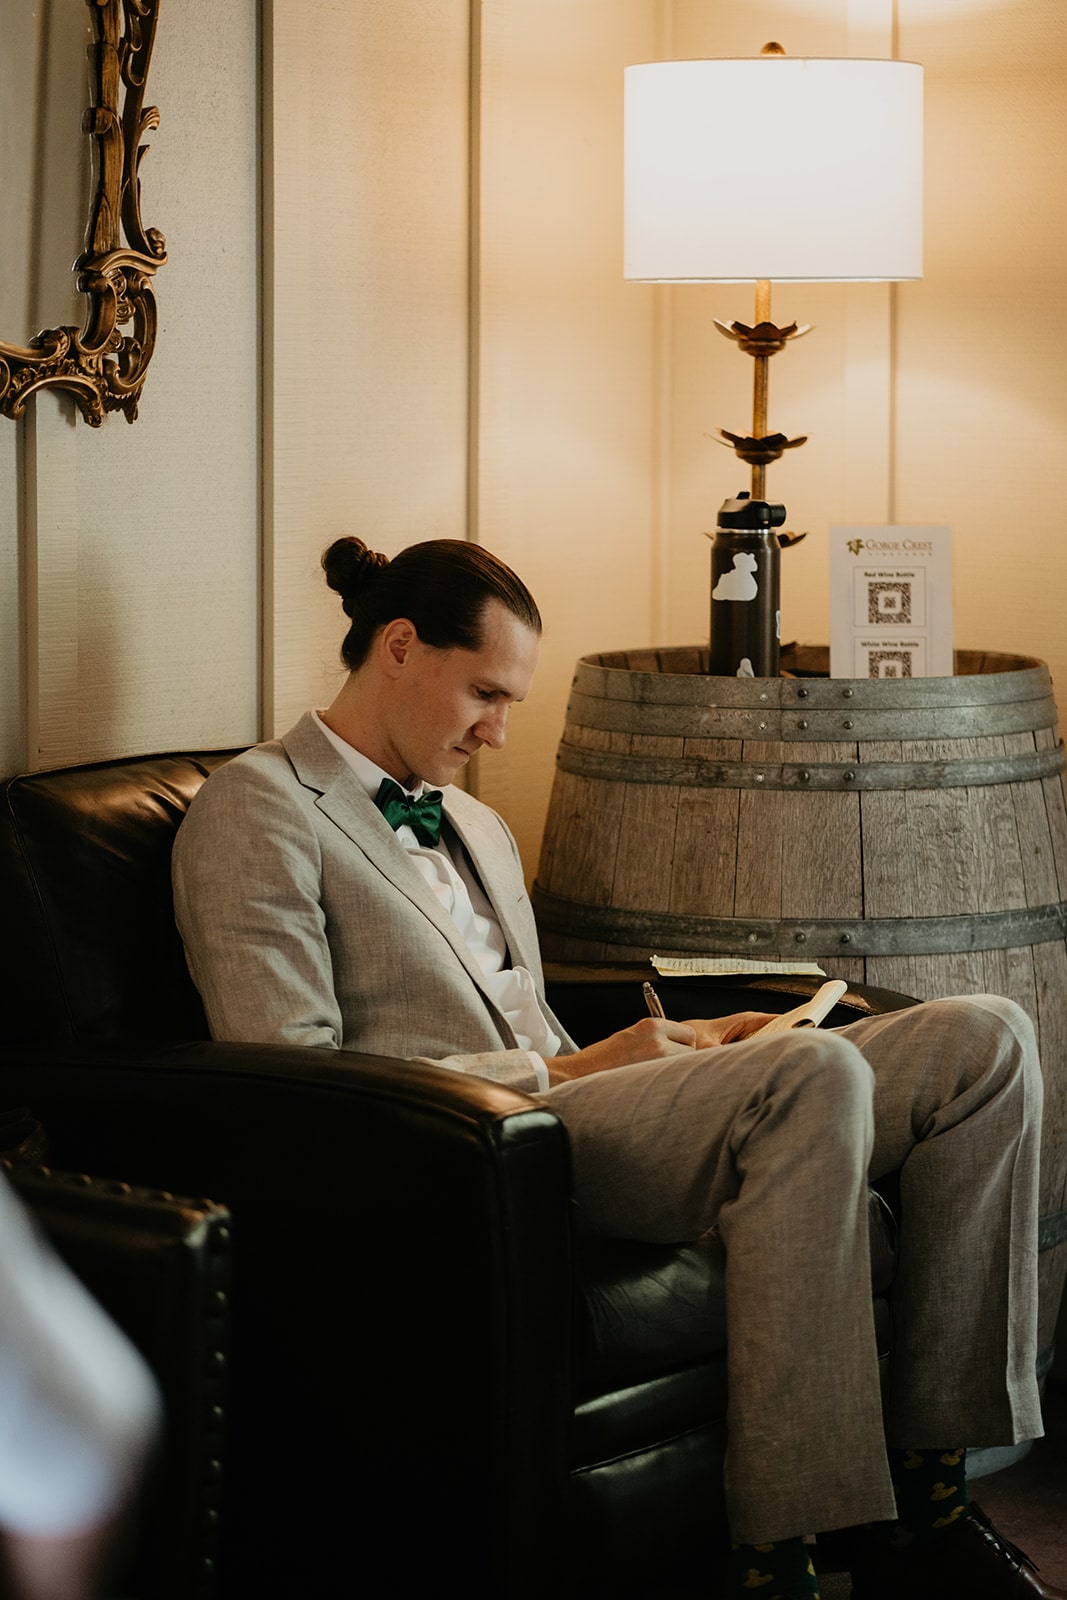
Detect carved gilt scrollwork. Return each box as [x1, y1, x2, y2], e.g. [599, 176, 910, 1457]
[0, 0, 166, 426]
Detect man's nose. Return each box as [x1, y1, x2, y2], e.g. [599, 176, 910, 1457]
[475, 703, 508, 749]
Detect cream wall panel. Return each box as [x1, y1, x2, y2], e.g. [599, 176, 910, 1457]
[11, 0, 259, 773]
[474, 0, 660, 870]
[266, 0, 471, 736]
[895, 0, 1067, 693]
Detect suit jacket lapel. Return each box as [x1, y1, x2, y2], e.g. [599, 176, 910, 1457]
[279, 714, 527, 1009]
[442, 793, 538, 973]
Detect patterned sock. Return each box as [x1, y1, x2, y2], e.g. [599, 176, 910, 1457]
[885, 1445, 970, 1547]
[727, 1535, 820, 1597]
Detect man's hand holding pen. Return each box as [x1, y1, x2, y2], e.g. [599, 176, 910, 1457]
[543, 987, 777, 1085]
[646, 981, 775, 1048]
[545, 1014, 700, 1083]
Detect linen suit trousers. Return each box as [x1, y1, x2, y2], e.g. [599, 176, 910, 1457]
[542, 993, 1044, 1545]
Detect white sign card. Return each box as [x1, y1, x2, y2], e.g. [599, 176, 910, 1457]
[829, 525, 953, 679]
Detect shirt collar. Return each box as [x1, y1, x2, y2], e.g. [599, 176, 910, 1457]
[312, 710, 428, 800]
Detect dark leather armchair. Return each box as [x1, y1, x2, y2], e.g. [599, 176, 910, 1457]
[0, 752, 913, 1598]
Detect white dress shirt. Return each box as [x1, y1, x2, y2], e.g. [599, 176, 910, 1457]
[314, 714, 560, 1087]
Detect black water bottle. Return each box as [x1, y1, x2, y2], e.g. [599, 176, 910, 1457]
[708, 493, 786, 678]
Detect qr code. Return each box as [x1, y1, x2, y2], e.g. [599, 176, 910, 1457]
[867, 581, 912, 624]
[868, 650, 913, 679]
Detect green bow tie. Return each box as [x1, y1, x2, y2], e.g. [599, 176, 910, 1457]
[374, 777, 444, 847]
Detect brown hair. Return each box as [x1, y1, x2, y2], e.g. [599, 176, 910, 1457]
[321, 537, 542, 670]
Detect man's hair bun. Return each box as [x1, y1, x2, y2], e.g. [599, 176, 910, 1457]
[321, 537, 389, 616]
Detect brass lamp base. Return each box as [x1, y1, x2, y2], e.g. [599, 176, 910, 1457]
[711, 283, 811, 502]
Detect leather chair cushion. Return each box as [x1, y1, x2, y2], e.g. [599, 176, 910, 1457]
[0, 752, 237, 1046]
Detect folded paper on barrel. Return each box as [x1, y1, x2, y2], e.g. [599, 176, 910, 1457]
[651, 955, 827, 977]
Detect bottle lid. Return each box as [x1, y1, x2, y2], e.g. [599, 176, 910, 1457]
[717, 491, 787, 530]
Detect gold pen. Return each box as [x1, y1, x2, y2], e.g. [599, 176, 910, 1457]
[642, 981, 666, 1019]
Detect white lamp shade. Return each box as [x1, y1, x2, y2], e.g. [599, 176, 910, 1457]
[624, 57, 923, 282]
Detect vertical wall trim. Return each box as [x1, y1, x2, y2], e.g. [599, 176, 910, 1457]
[887, 284, 899, 525]
[888, 0, 900, 526]
[842, 284, 892, 524]
[467, 0, 482, 557]
[259, 0, 275, 741]
[651, 284, 672, 644]
[24, 401, 81, 769]
[464, 0, 483, 801]
[844, 0, 897, 527]
[650, 0, 675, 644]
[18, 407, 39, 772]
[26, 6, 50, 333]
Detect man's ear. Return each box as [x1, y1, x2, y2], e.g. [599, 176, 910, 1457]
[378, 618, 419, 678]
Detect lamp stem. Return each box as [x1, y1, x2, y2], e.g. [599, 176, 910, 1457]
[751, 279, 772, 499]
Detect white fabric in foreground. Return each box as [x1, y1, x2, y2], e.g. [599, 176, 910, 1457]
[0, 1172, 161, 1535]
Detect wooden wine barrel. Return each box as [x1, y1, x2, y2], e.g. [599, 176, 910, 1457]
[533, 644, 1067, 1366]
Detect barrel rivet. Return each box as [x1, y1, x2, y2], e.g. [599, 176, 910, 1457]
[842, 688, 854, 699]
[794, 932, 807, 944]
[842, 719, 854, 729]
[747, 933, 759, 944]
[844, 770, 856, 782]
[797, 719, 808, 730]
[799, 769, 812, 782]
[840, 932, 853, 944]
[755, 772, 765, 783]
[797, 687, 809, 699]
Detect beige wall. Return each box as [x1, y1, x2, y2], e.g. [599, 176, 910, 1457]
[895, 0, 1067, 677]
[264, 0, 472, 738]
[1, 0, 260, 777]
[469, 0, 662, 850]
[264, 0, 661, 863]
[2, 0, 1066, 877]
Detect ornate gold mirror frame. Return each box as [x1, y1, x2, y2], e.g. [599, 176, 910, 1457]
[0, 0, 166, 426]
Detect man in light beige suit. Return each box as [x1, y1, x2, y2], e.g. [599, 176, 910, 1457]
[173, 537, 1061, 1600]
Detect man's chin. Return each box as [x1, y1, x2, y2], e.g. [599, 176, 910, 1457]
[428, 750, 471, 786]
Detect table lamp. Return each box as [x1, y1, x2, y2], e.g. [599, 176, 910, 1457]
[624, 44, 923, 676]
